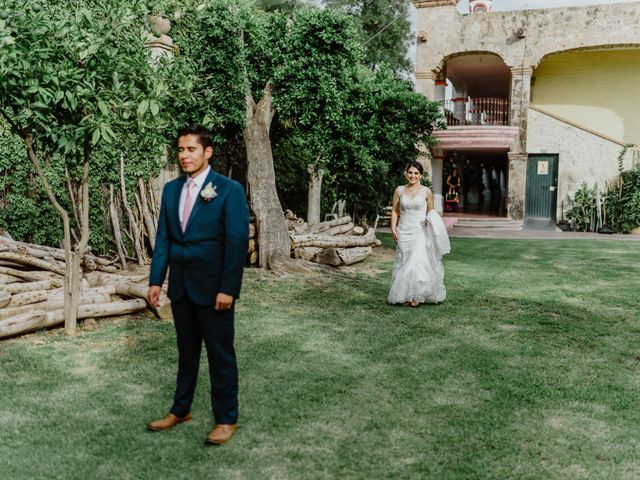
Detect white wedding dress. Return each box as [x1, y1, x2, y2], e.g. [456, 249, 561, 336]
[388, 185, 450, 305]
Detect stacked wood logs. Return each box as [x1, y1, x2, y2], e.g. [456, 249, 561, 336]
[248, 220, 258, 265]
[286, 210, 380, 266]
[0, 235, 161, 339]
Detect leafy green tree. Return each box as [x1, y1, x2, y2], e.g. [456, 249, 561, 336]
[324, 0, 413, 76]
[273, 8, 364, 225]
[328, 67, 444, 219]
[255, 0, 304, 13]
[0, 0, 168, 334]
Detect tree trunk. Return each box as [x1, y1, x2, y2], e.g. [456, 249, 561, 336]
[23, 135, 75, 336]
[307, 160, 323, 226]
[243, 83, 291, 269]
[120, 154, 145, 265]
[68, 153, 91, 336]
[109, 184, 128, 270]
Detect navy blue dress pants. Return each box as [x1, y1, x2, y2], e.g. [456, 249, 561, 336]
[169, 296, 238, 424]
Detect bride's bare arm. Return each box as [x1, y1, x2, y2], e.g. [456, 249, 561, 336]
[426, 189, 434, 212]
[391, 187, 400, 242]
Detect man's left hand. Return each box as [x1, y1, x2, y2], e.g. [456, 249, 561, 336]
[215, 293, 234, 311]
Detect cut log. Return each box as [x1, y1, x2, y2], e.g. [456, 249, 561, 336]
[0, 291, 10, 308]
[0, 273, 21, 284]
[352, 226, 365, 236]
[0, 267, 60, 282]
[0, 299, 147, 339]
[0, 255, 63, 274]
[249, 223, 256, 239]
[249, 251, 258, 264]
[0, 292, 112, 321]
[294, 247, 322, 262]
[49, 285, 116, 301]
[313, 248, 342, 266]
[0, 310, 48, 339]
[5, 289, 53, 308]
[84, 271, 148, 286]
[83, 272, 171, 320]
[324, 222, 354, 236]
[307, 216, 352, 234]
[290, 223, 308, 235]
[248, 238, 257, 254]
[291, 229, 377, 249]
[0, 235, 111, 267]
[336, 246, 373, 265]
[1, 279, 62, 294]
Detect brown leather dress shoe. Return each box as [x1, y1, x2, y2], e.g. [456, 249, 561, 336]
[205, 424, 238, 445]
[147, 412, 192, 432]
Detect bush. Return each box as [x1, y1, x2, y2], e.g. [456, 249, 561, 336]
[605, 164, 640, 234]
[566, 183, 598, 232]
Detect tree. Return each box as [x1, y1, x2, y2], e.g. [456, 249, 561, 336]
[0, 0, 168, 334]
[255, 0, 304, 13]
[273, 8, 364, 225]
[328, 67, 445, 218]
[324, 0, 413, 76]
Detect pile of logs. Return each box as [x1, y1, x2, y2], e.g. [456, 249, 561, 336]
[248, 220, 258, 265]
[0, 235, 155, 339]
[286, 211, 380, 266]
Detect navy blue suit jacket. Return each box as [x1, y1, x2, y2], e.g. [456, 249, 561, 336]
[149, 169, 250, 306]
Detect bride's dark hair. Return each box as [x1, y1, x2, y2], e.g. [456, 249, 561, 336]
[404, 161, 424, 174]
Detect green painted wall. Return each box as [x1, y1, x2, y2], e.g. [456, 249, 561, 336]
[531, 49, 640, 145]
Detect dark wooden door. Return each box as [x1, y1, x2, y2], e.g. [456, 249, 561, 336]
[525, 154, 558, 221]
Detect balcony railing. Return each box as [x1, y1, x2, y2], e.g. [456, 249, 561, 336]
[440, 97, 510, 126]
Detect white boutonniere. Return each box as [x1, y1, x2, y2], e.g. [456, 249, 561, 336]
[200, 181, 217, 202]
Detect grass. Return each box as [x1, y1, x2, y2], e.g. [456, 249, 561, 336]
[1, 236, 639, 479]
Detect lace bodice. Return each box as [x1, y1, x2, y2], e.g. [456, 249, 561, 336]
[398, 185, 428, 227]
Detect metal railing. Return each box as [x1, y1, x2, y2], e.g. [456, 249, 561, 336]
[440, 97, 510, 126]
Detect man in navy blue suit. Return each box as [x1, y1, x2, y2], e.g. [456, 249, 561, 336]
[147, 125, 249, 445]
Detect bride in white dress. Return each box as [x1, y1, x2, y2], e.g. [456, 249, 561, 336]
[388, 162, 451, 306]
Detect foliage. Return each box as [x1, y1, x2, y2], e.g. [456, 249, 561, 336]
[566, 182, 598, 232]
[324, 0, 413, 76]
[604, 163, 640, 234]
[255, 0, 304, 13]
[320, 67, 444, 218]
[273, 7, 364, 157]
[0, 125, 65, 244]
[164, 0, 251, 143]
[0, 0, 170, 250]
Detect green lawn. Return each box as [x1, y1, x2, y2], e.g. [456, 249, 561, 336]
[1, 236, 639, 479]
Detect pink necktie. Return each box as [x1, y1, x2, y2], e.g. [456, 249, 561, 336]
[181, 179, 197, 232]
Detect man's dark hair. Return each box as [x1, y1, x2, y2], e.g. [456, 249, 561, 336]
[176, 125, 213, 150]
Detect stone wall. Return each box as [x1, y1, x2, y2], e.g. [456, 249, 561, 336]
[526, 107, 635, 219]
[415, 2, 640, 73]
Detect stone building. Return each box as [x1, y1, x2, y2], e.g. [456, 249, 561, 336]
[414, 0, 640, 227]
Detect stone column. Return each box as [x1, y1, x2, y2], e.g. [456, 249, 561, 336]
[509, 66, 533, 154]
[431, 150, 445, 214]
[507, 152, 527, 220]
[415, 71, 437, 101]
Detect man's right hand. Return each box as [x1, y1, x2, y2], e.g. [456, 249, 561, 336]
[148, 285, 162, 308]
